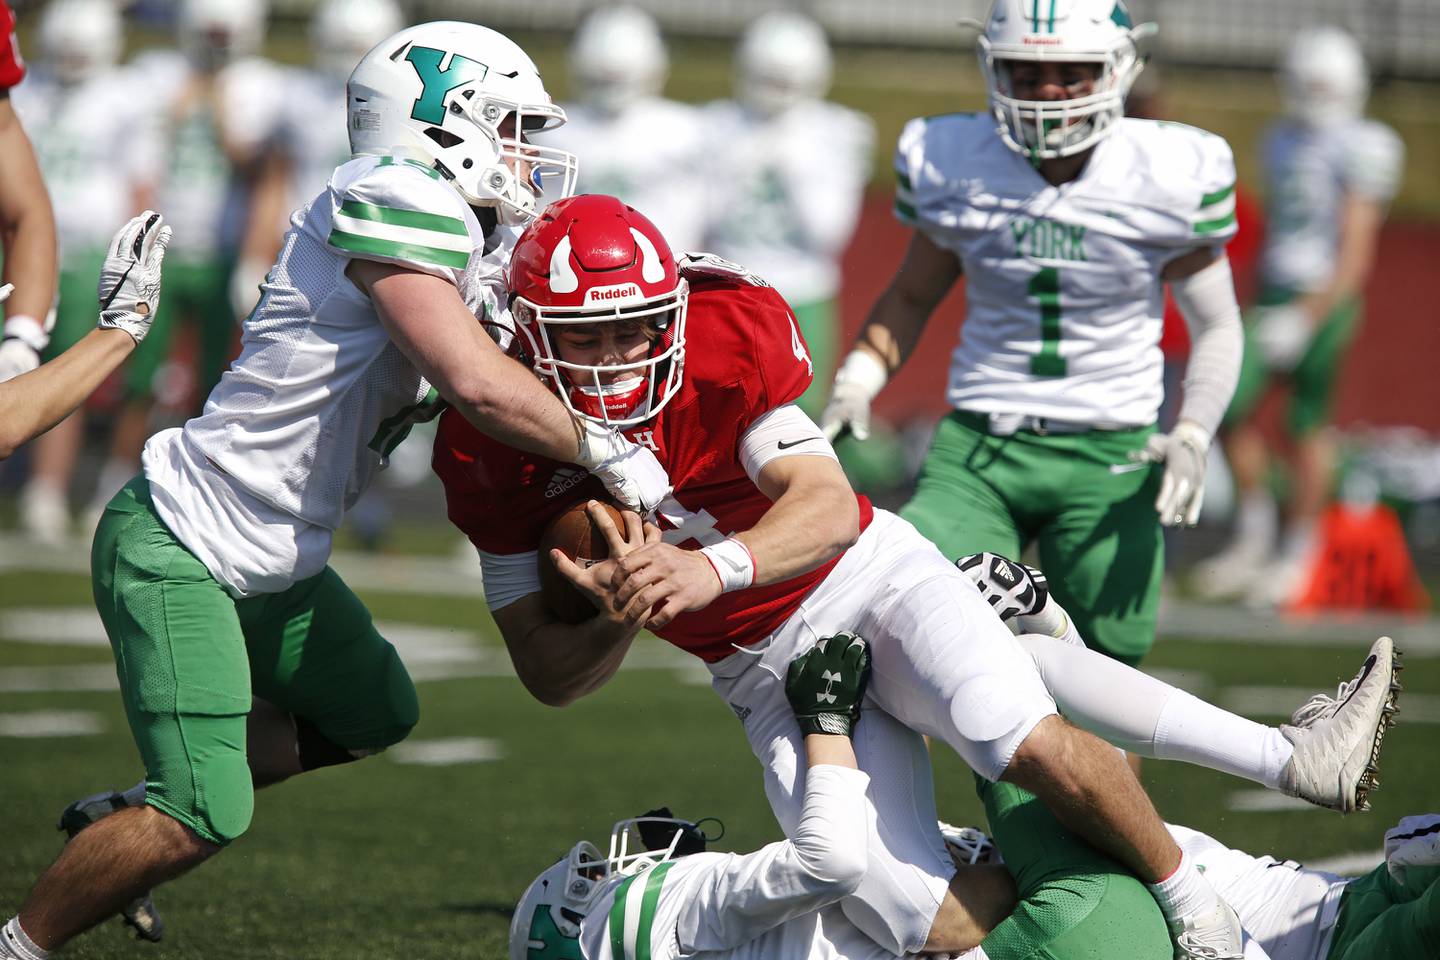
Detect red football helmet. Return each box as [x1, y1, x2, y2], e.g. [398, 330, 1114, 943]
[509, 194, 688, 428]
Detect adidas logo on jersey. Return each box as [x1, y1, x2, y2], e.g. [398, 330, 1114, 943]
[545, 467, 588, 499]
[585, 283, 643, 305]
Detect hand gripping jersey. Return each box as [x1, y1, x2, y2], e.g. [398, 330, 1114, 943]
[11, 71, 146, 258]
[895, 114, 1238, 427]
[1259, 117, 1404, 294]
[700, 98, 874, 306]
[144, 154, 507, 596]
[543, 97, 709, 253]
[1169, 824, 1348, 960]
[0, 1, 23, 90]
[435, 278, 874, 661]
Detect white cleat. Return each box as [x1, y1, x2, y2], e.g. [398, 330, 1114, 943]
[1168, 897, 1245, 960]
[1278, 637, 1402, 813]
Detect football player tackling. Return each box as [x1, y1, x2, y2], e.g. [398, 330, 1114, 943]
[434, 195, 1396, 960]
[821, 0, 1244, 667]
[0, 22, 670, 959]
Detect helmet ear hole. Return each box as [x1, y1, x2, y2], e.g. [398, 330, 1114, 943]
[424, 127, 464, 149]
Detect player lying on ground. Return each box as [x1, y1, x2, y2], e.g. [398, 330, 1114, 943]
[0, 213, 169, 459]
[0, 22, 672, 959]
[433, 194, 1398, 960]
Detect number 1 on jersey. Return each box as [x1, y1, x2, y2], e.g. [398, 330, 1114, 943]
[1028, 267, 1066, 377]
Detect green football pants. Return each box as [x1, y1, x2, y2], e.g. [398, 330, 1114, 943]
[901, 411, 1163, 664]
[91, 476, 418, 845]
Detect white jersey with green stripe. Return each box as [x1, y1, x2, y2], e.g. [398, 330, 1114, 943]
[142, 154, 503, 595]
[1259, 117, 1404, 294]
[895, 113, 1237, 426]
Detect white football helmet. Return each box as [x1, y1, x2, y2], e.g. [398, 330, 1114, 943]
[569, 5, 668, 116]
[1281, 26, 1368, 128]
[346, 22, 579, 224]
[509, 815, 708, 960]
[179, 0, 267, 71]
[735, 10, 832, 117]
[312, 0, 403, 82]
[974, 0, 1153, 161]
[39, 0, 121, 85]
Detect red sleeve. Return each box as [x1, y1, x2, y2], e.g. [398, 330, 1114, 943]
[0, 2, 24, 90]
[747, 285, 815, 421]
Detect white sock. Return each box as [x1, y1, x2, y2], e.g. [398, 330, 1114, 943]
[1154, 689, 1294, 789]
[1018, 635, 1294, 787]
[1147, 848, 1215, 920]
[1, 918, 48, 960]
[1234, 490, 1277, 553]
[1278, 520, 1318, 563]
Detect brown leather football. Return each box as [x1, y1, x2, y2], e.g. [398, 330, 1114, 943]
[537, 499, 628, 624]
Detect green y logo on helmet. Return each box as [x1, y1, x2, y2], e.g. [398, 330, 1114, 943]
[405, 46, 489, 125]
[523, 908, 584, 959]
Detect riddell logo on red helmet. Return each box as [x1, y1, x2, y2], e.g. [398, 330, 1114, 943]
[585, 284, 643, 305]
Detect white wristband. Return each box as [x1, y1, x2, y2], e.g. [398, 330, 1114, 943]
[699, 538, 756, 593]
[3, 315, 48, 352]
[833, 349, 889, 401]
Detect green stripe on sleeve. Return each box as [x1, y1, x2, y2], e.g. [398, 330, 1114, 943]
[1199, 182, 1235, 208]
[1193, 211, 1237, 235]
[894, 198, 917, 223]
[895, 168, 913, 191]
[633, 862, 672, 960]
[328, 228, 470, 269]
[338, 199, 468, 236]
[608, 875, 636, 959]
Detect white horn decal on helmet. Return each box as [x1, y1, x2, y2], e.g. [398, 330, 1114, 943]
[630, 228, 665, 284]
[549, 234, 579, 294]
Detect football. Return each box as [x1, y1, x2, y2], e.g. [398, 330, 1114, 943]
[538, 499, 629, 624]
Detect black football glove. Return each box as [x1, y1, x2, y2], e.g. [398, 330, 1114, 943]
[785, 632, 871, 738]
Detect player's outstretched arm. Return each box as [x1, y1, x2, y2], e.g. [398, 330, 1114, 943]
[355, 261, 671, 512]
[493, 503, 658, 707]
[822, 230, 960, 442]
[0, 94, 57, 383]
[0, 213, 170, 459]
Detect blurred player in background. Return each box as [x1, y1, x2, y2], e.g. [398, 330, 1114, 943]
[1196, 26, 1405, 609]
[0, 0, 58, 391]
[84, 0, 286, 525]
[0, 22, 672, 957]
[13, 0, 148, 544]
[822, 0, 1244, 667]
[542, 5, 707, 253]
[701, 10, 872, 418]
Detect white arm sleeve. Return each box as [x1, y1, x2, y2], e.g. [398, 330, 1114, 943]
[676, 765, 871, 952]
[1170, 254, 1243, 438]
[738, 403, 838, 484]
[478, 549, 540, 612]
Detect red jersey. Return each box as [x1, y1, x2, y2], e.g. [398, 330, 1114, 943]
[435, 278, 874, 662]
[0, 2, 23, 91]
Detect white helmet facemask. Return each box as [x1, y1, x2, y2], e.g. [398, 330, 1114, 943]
[972, 0, 1154, 162]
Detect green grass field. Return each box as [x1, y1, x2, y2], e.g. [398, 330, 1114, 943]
[0, 531, 1434, 958]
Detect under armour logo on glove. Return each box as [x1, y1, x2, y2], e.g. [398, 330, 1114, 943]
[817, 669, 842, 705]
[785, 633, 871, 739]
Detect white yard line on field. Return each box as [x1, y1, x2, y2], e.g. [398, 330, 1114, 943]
[0, 710, 104, 737]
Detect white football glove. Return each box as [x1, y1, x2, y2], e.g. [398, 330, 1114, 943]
[955, 552, 1074, 641]
[575, 421, 672, 515]
[676, 251, 764, 286]
[1385, 814, 1440, 885]
[1252, 302, 1312, 373]
[97, 211, 172, 344]
[820, 349, 888, 443]
[1130, 421, 1210, 528]
[0, 336, 40, 383]
[0, 282, 13, 303]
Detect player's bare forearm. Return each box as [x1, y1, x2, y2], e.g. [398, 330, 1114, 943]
[0, 96, 58, 323]
[1302, 192, 1384, 320]
[0, 328, 136, 459]
[853, 230, 961, 373]
[354, 261, 587, 463]
[494, 594, 639, 707]
[743, 456, 859, 586]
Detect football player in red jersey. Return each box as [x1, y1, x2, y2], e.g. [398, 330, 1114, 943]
[432, 195, 1394, 960]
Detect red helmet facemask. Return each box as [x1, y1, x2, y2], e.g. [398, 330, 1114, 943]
[509, 195, 688, 428]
